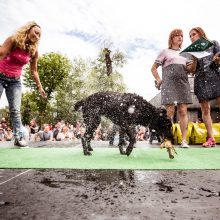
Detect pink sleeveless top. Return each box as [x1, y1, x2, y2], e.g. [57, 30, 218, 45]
[0, 47, 31, 78]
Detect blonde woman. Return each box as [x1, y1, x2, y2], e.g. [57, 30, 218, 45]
[189, 27, 220, 147]
[151, 29, 193, 148]
[0, 21, 46, 147]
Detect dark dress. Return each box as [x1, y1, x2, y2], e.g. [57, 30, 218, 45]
[194, 40, 220, 101]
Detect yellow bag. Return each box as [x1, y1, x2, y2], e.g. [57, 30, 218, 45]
[172, 122, 193, 144]
[190, 123, 207, 144]
[212, 123, 220, 143]
[172, 124, 178, 144]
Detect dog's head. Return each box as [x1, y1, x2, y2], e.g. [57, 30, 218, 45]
[151, 107, 173, 142]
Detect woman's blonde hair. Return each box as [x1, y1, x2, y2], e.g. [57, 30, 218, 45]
[168, 29, 183, 49]
[189, 27, 208, 40]
[13, 21, 41, 57]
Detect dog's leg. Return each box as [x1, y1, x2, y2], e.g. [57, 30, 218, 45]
[125, 126, 136, 156]
[118, 128, 126, 155]
[81, 136, 91, 156]
[82, 114, 93, 156]
[88, 116, 101, 151]
[83, 114, 101, 155]
[87, 133, 94, 152]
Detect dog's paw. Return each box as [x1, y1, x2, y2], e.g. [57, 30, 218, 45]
[88, 147, 93, 151]
[83, 151, 92, 156]
[126, 147, 133, 156]
[161, 140, 177, 159]
[167, 148, 174, 159]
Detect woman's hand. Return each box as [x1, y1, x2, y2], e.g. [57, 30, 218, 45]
[213, 52, 220, 65]
[154, 79, 162, 90]
[38, 86, 47, 98]
[186, 56, 197, 75]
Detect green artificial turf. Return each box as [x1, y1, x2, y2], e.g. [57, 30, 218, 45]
[0, 147, 219, 169]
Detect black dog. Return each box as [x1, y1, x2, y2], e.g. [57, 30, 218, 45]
[74, 92, 173, 156]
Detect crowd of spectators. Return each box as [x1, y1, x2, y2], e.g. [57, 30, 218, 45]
[0, 118, 159, 143]
[0, 118, 13, 141]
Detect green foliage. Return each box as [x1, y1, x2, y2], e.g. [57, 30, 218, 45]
[21, 48, 127, 125]
[55, 58, 89, 124]
[87, 49, 127, 94]
[21, 92, 36, 125]
[23, 52, 72, 125]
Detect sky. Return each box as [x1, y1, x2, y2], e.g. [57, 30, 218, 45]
[1, 0, 220, 108]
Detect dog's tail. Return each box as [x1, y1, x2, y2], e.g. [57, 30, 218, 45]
[74, 100, 85, 111]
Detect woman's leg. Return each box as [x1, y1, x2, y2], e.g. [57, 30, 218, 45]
[216, 96, 220, 109]
[177, 104, 188, 142]
[200, 100, 213, 138]
[5, 79, 22, 140]
[0, 80, 4, 99]
[165, 104, 175, 121]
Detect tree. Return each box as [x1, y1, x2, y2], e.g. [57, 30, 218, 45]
[86, 48, 127, 93]
[54, 48, 127, 124]
[85, 48, 127, 130]
[54, 58, 90, 124]
[23, 52, 72, 124]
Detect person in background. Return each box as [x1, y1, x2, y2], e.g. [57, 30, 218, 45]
[0, 127, 5, 141]
[189, 27, 220, 147]
[149, 127, 161, 144]
[0, 21, 46, 147]
[0, 117, 8, 130]
[36, 124, 53, 141]
[53, 122, 62, 141]
[56, 126, 73, 141]
[136, 126, 146, 141]
[29, 118, 39, 141]
[4, 127, 13, 141]
[151, 28, 194, 148]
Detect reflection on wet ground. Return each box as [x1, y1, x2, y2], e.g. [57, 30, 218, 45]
[0, 169, 220, 219]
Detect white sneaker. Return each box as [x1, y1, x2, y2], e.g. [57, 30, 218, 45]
[180, 141, 190, 148]
[14, 138, 29, 148]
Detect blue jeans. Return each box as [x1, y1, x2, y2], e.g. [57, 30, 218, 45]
[0, 73, 22, 140]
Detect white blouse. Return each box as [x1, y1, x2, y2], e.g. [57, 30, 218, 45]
[155, 49, 192, 68]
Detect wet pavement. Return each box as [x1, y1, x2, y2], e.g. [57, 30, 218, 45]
[0, 141, 220, 219]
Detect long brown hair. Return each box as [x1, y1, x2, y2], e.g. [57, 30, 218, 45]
[189, 27, 208, 40]
[168, 29, 183, 49]
[13, 21, 41, 57]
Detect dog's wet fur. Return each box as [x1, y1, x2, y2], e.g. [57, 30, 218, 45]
[75, 92, 173, 156]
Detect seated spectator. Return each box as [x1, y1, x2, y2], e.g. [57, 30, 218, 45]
[94, 126, 102, 140]
[37, 124, 53, 141]
[0, 118, 8, 130]
[29, 119, 39, 141]
[74, 121, 82, 139]
[149, 128, 161, 144]
[136, 126, 146, 141]
[56, 126, 73, 141]
[0, 127, 5, 141]
[108, 124, 119, 145]
[4, 127, 13, 141]
[79, 126, 85, 138]
[53, 122, 62, 141]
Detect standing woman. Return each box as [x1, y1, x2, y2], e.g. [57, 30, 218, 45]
[151, 29, 193, 148]
[189, 27, 220, 147]
[0, 21, 46, 147]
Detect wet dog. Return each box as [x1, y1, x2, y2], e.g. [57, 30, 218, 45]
[74, 92, 174, 158]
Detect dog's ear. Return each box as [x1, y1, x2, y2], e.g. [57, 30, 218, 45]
[157, 107, 167, 117]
